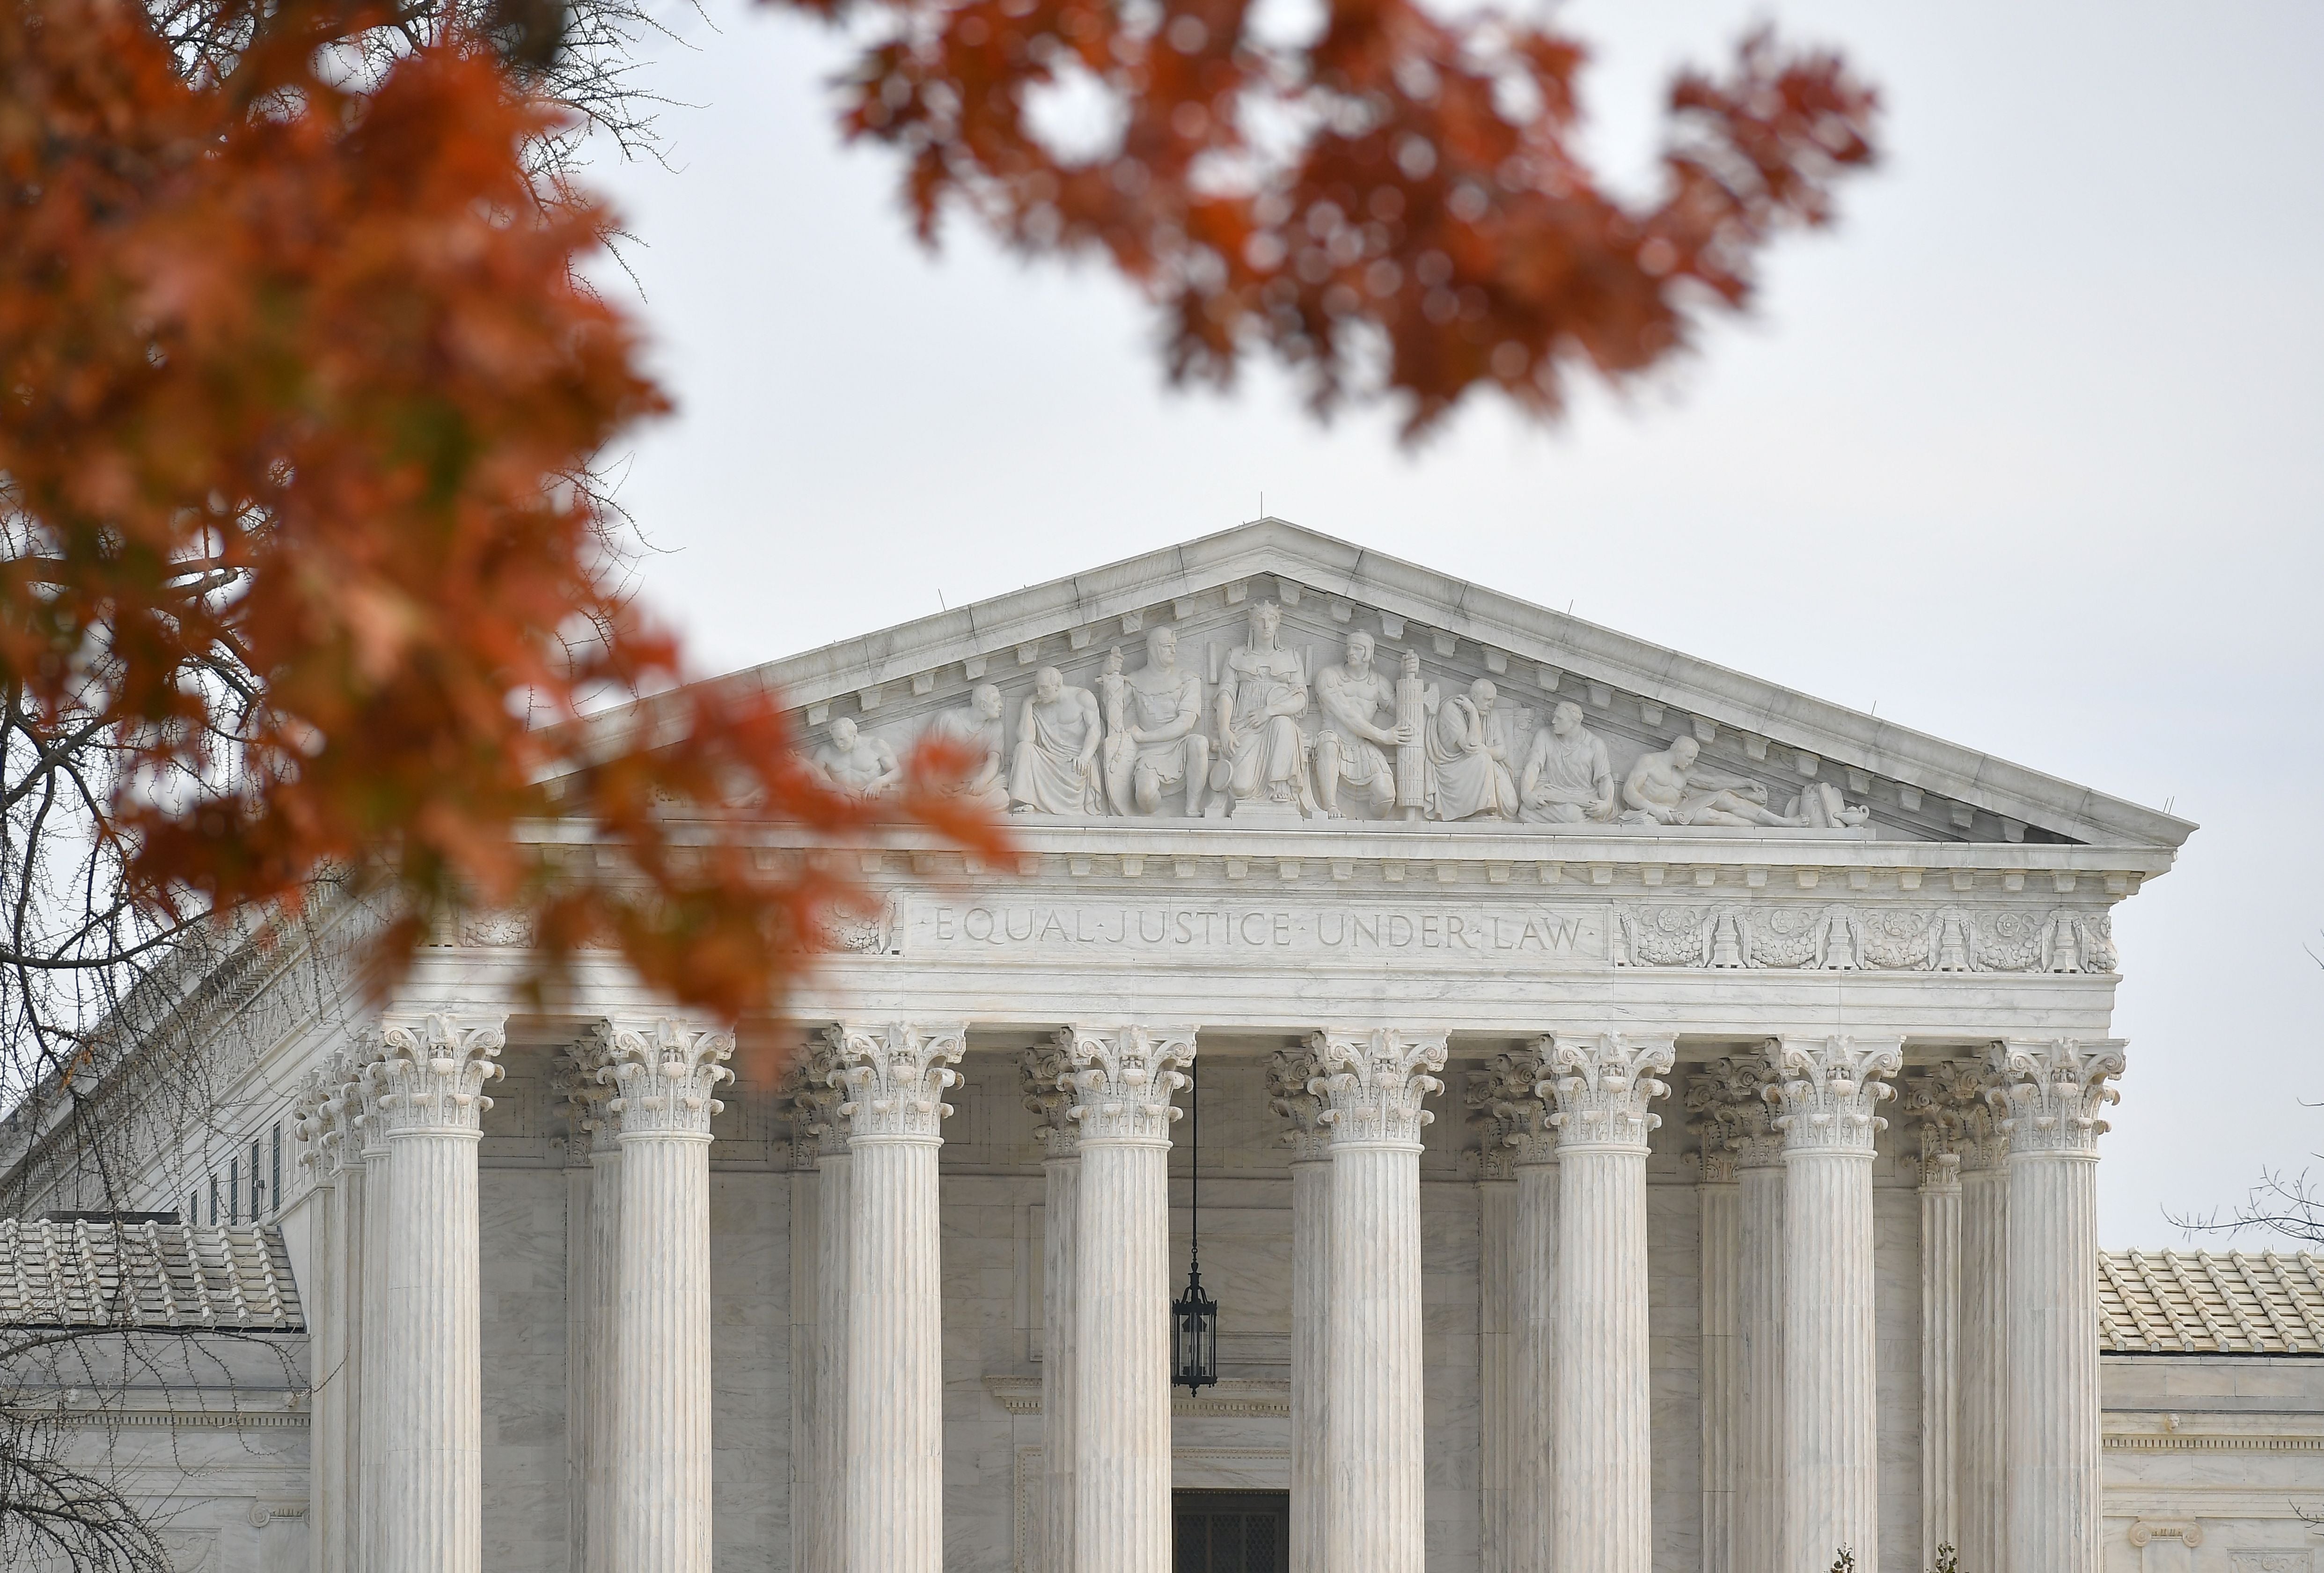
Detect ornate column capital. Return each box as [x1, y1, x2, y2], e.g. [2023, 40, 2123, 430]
[1988, 1038, 2125, 1156]
[1465, 1047, 1555, 1177]
[1772, 1035, 1902, 1155]
[829, 1022, 966, 1141]
[1312, 1028, 1448, 1150]
[291, 1057, 354, 1182]
[552, 1023, 617, 1161]
[1686, 1052, 1779, 1182]
[1061, 1024, 1196, 1146]
[1904, 1059, 1991, 1190]
[1020, 1042, 1079, 1159]
[1266, 1045, 1333, 1163]
[1544, 1032, 1674, 1154]
[599, 1016, 735, 1138]
[375, 1010, 506, 1136]
[780, 1033, 849, 1167]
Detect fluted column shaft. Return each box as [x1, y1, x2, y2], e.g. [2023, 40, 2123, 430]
[1697, 1154, 1739, 1573]
[1268, 1050, 1334, 1573]
[1920, 1154, 1962, 1567]
[374, 1012, 505, 1573]
[586, 1140, 623, 1573]
[1317, 1028, 1446, 1573]
[1998, 1039, 2124, 1573]
[1063, 1025, 1196, 1573]
[605, 1019, 734, 1573]
[783, 1039, 850, 1573]
[1958, 1149, 2009, 1573]
[307, 1159, 346, 1573]
[356, 1107, 391, 1573]
[1023, 1043, 1083, 1573]
[836, 1022, 966, 1573]
[1512, 1150, 1558, 1573]
[1774, 1036, 1899, 1573]
[1735, 1141, 1784, 1573]
[1476, 1173, 1514, 1573]
[1547, 1033, 1671, 1573]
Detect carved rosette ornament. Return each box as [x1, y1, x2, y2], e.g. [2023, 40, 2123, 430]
[830, 1022, 968, 1141]
[599, 1017, 735, 1138]
[1771, 1036, 1902, 1155]
[374, 1012, 507, 1134]
[1544, 1033, 1674, 1153]
[1062, 1025, 1197, 1145]
[1904, 1059, 1987, 1191]
[1020, 1043, 1079, 1160]
[1465, 1048, 1555, 1177]
[1987, 1038, 2125, 1155]
[1266, 1046, 1333, 1163]
[1312, 1028, 1448, 1149]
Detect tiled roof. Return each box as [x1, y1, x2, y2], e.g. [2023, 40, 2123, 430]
[0, 1219, 302, 1331]
[2098, 1249, 2324, 1355]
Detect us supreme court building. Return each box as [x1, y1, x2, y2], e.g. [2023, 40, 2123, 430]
[6, 520, 2322, 1573]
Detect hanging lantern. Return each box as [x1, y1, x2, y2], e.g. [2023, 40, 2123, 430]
[1173, 1053, 1219, 1392]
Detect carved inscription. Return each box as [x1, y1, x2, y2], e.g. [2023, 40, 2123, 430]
[916, 899, 1605, 964]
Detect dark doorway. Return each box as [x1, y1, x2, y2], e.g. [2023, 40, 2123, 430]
[1172, 1490, 1290, 1573]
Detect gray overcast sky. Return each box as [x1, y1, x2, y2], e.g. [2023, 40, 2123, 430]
[582, 0, 2324, 1245]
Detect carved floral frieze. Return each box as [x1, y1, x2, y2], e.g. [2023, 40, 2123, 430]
[1611, 903, 2115, 975]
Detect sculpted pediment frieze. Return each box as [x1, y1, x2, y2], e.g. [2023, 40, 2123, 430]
[798, 577, 2018, 845]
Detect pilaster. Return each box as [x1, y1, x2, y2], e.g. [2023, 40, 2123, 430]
[1904, 1060, 1983, 1571]
[1021, 1042, 1081, 1573]
[1267, 1047, 1334, 1573]
[834, 1021, 966, 1573]
[1546, 1031, 1672, 1573]
[555, 1027, 620, 1573]
[602, 1017, 734, 1573]
[351, 1044, 391, 1573]
[292, 1058, 352, 1573]
[1727, 1049, 1785, 1573]
[1686, 1057, 1761, 1573]
[1957, 1069, 2011, 1573]
[1995, 1037, 2124, 1573]
[782, 1038, 850, 1573]
[1316, 1027, 1447, 1573]
[1469, 1048, 1557, 1573]
[1772, 1034, 1900, 1573]
[374, 1010, 506, 1573]
[1064, 1024, 1197, 1573]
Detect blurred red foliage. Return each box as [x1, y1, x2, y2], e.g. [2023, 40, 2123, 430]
[0, 0, 1873, 1026]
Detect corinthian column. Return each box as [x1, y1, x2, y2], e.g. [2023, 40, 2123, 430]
[1686, 1058, 1765, 1573]
[291, 1060, 352, 1573]
[1995, 1038, 2124, 1573]
[781, 1037, 850, 1573]
[834, 1022, 967, 1573]
[1314, 1027, 1447, 1573]
[1546, 1032, 1672, 1573]
[1729, 1050, 1785, 1573]
[1956, 1075, 2010, 1573]
[352, 1048, 392, 1573]
[1905, 1062, 1984, 1571]
[603, 1017, 735, 1573]
[374, 1010, 506, 1573]
[1772, 1035, 1901, 1573]
[1021, 1043, 1081, 1573]
[1063, 1024, 1197, 1573]
[1268, 1048, 1335, 1573]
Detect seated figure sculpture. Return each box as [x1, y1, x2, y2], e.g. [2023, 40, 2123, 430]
[1311, 631, 1411, 818]
[1621, 735, 1799, 828]
[1213, 601, 1313, 816]
[921, 682, 1009, 810]
[1008, 666, 1104, 815]
[1103, 625, 1210, 817]
[811, 715, 902, 799]
[1518, 700, 1617, 823]
[1426, 678, 1519, 821]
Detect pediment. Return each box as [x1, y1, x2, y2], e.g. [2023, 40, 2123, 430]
[649, 520, 2188, 849]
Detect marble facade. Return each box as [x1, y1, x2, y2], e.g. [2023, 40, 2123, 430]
[9, 521, 2324, 1573]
